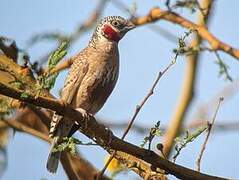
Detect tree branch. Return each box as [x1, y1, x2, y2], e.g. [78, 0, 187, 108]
[0, 119, 49, 142]
[133, 7, 239, 60]
[0, 81, 230, 180]
[42, 57, 74, 75]
[0, 54, 155, 179]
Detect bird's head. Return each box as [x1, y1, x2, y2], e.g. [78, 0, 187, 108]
[91, 16, 135, 45]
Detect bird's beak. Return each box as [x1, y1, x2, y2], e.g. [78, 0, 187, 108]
[125, 20, 136, 31]
[119, 20, 135, 37]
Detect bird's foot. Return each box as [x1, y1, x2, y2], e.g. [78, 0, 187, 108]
[76, 108, 91, 129]
[59, 99, 68, 108]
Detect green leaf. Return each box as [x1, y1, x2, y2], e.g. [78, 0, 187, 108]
[173, 125, 207, 162]
[39, 42, 68, 91]
[20, 92, 29, 99]
[48, 42, 68, 69]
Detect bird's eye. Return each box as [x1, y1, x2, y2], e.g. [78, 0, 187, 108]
[112, 20, 120, 27]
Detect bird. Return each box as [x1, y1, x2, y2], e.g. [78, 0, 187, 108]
[46, 16, 135, 173]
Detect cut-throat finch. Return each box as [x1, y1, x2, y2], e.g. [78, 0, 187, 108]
[46, 16, 135, 173]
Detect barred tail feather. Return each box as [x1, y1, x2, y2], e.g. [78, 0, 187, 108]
[47, 113, 74, 173]
[49, 113, 60, 138]
[46, 137, 61, 173]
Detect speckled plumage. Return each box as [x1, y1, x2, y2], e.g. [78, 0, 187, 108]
[46, 16, 135, 173]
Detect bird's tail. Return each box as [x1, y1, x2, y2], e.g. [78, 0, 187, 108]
[46, 137, 61, 173]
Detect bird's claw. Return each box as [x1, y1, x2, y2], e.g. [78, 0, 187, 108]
[76, 108, 91, 129]
[59, 100, 68, 108]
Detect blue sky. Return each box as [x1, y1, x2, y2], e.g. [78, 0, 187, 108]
[1, 0, 239, 179]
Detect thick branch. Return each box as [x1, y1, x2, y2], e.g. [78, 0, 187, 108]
[1, 119, 49, 142]
[0, 83, 229, 180]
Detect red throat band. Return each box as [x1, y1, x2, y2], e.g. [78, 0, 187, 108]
[103, 25, 121, 42]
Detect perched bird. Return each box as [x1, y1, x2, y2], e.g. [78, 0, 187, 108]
[46, 16, 135, 173]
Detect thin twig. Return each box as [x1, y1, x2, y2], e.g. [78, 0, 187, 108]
[40, 56, 74, 76]
[122, 61, 177, 140]
[195, 97, 224, 172]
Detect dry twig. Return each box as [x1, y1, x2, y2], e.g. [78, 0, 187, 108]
[195, 97, 224, 172]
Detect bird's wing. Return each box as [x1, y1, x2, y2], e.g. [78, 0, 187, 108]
[61, 56, 89, 103]
[49, 53, 89, 137]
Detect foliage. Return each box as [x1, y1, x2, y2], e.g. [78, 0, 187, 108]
[52, 137, 79, 154]
[52, 137, 96, 154]
[173, 29, 195, 57]
[140, 121, 161, 150]
[38, 42, 68, 91]
[173, 125, 207, 162]
[20, 92, 29, 99]
[214, 51, 233, 81]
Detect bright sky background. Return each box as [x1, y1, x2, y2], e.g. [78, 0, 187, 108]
[1, 0, 239, 180]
